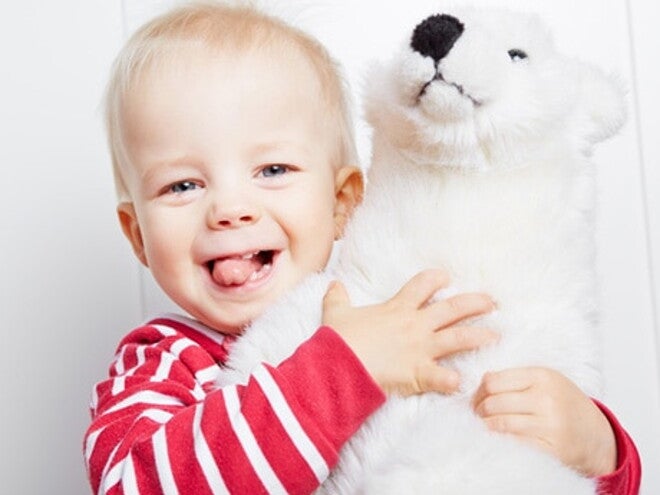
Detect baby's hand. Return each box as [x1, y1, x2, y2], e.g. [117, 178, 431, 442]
[322, 269, 498, 397]
[472, 367, 617, 477]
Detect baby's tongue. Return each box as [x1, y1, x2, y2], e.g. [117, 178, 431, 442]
[212, 256, 262, 286]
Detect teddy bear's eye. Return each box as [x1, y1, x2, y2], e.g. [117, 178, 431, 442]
[508, 49, 528, 61]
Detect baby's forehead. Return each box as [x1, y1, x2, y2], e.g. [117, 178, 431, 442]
[132, 38, 329, 98]
[121, 41, 339, 156]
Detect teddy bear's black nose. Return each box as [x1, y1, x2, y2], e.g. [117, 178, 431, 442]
[411, 14, 464, 63]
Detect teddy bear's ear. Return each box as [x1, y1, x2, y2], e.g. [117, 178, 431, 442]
[575, 63, 627, 145]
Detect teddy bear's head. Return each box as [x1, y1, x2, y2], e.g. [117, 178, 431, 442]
[365, 8, 626, 171]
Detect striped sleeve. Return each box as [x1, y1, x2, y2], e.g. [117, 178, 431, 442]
[83, 320, 385, 495]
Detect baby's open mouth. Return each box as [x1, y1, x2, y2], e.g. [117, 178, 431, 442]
[207, 250, 276, 287]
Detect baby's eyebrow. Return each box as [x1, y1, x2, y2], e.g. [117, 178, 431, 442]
[139, 156, 201, 183]
[250, 140, 311, 158]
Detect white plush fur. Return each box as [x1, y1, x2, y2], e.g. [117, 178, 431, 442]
[217, 7, 625, 494]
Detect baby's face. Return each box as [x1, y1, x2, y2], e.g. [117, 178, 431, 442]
[119, 48, 344, 334]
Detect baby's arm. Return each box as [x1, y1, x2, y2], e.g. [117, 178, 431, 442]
[472, 367, 641, 493]
[84, 320, 382, 494]
[85, 270, 496, 495]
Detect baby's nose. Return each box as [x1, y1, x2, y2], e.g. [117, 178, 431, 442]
[411, 14, 464, 63]
[217, 213, 257, 228]
[207, 202, 261, 230]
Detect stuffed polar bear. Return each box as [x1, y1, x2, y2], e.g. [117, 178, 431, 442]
[218, 7, 626, 494]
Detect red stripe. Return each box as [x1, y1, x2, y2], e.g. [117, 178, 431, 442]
[241, 374, 319, 493]
[128, 346, 165, 379]
[105, 484, 122, 495]
[87, 426, 115, 494]
[120, 343, 139, 372]
[132, 449, 161, 495]
[172, 344, 218, 387]
[202, 388, 268, 494]
[129, 422, 163, 495]
[165, 406, 214, 495]
[267, 366, 338, 468]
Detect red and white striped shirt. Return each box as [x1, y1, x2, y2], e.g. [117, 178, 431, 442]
[84, 314, 641, 495]
[84, 314, 385, 494]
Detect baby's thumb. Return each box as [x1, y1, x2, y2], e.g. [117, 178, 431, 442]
[323, 280, 350, 310]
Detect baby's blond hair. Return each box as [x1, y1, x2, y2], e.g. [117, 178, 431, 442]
[105, 1, 358, 201]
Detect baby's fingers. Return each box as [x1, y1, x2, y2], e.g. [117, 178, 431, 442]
[471, 368, 539, 410]
[473, 390, 535, 418]
[414, 363, 461, 395]
[481, 413, 542, 440]
[431, 326, 499, 359]
[426, 292, 496, 328]
[391, 269, 450, 308]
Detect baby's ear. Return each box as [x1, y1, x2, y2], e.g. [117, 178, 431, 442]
[117, 202, 148, 267]
[333, 166, 364, 239]
[575, 63, 627, 145]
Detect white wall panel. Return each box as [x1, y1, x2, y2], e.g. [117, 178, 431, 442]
[0, 1, 139, 493]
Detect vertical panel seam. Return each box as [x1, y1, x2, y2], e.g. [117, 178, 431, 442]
[624, 0, 660, 397]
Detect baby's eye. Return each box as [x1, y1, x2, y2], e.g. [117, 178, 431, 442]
[168, 181, 200, 194]
[260, 164, 290, 178]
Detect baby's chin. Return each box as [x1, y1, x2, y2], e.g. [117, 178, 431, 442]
[180, 306, 252, 336]
[211, 316, 251, 336]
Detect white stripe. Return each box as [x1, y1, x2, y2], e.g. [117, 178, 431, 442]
[112, 344, 150, 395]
[121, 454, 139, 495]
[100, 462, 122, 494]
[132, 345, 146, 372]
[85, 427, 103, 465]
[192, 404, 229, 494]
[223, 386, 287, 494]
[91, 384, 99, 412]
[152, 324, 177, 337]
[254, 366, 329, 483]
[191, 382, 206, 402]
[170, 338, 194, 357]
[159, 313, 229, 346]
[114, 346, 126, 375]
[195, 364, 221, 385]
[98, 443, 121, 495]
[137, 408, 174, 425]
[104, 390, 183, 415]
[153, 427, 180, 495]
[154, 352, 176, 380]
[112, 375, 127, 396]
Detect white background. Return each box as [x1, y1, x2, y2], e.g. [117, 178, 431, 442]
[0, 0, 657, 493]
